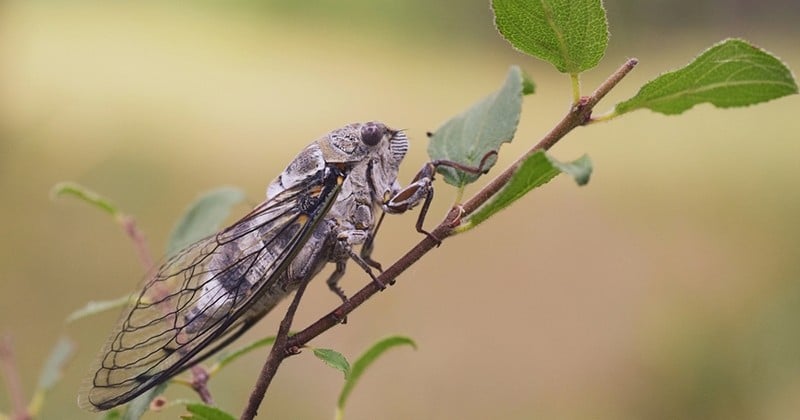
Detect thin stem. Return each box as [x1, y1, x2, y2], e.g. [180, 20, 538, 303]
[119, 215, 155, 274]
[586, 108, 620, 124]
[189, 366, 213, 405]
[462, 58, 638, 216]
[0, 336, 30, 420]
[241, 278, 312, 420]
[570, 73, 581, 103]
[244, 58, 638, 414]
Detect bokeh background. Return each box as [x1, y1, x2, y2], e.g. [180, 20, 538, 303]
[2, 0, 799, 419]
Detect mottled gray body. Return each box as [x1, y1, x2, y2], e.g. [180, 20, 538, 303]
[184, 123, 408, 333]
[79, 122, 419, 411]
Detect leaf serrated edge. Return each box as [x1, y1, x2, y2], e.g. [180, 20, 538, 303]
[614, 38, 798, 116]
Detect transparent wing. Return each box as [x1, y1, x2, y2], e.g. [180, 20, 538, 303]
[79, 167, 342, 411]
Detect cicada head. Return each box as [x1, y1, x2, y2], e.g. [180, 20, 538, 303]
[318, 122, 406, 165]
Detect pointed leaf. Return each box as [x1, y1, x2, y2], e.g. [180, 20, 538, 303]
[428, 66, 533, 187]
[493, 0, 608, 73]
[167, 187, 246, 256]
[462, 152, 591, 230]
[50, 182, 120, 218]
[313, 348, 350, 379]
[66, 294, 135, 323]
[337, 336, 416, 412]
[550, 154, 592, 186]
[34, 337, 74, 391]
[616, 38, 798, 115]
[180, 403, 236, 420]
[27, 337, 75, 415]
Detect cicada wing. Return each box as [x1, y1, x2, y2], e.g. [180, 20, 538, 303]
[78, 167, 342, 411]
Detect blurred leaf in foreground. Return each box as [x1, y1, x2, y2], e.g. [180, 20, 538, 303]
[615, 38, 798, 116]
[461, 152, 592, 231]
[428, 66, 534, 188]
[167, 187, 246, 257]
[27, 337, 75, 416]
[66, 294, 135, 324]
[492, 0, 608, 74]
[50, 182, 120, 219]
[180, 403, 235, 420]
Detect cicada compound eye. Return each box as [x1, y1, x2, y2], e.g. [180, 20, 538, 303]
[360, 122, 385, 146]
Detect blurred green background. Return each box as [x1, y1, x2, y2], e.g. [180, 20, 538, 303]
[1, 0, 799, 419]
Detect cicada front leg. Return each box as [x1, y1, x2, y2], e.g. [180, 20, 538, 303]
[385, 151, 498, 243]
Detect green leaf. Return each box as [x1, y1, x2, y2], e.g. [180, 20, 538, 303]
[337, 336, 416, 413]
[167, 187, 245, 256]
[180, 403, 236, 420]
[34, 337, 74, 391]
[550, 154, 592, 186]
[122, 382, 167, 420]
[208, 336, 277, 375]
[27, 337, 75, 415]
[462, 152, 592, 230]
[313, 348, 350, 379]
[428, 66, 533, 187]
[615, 38, 798, 115]
[66, 294, 135, 323]
[50, 182, 120, 218]
[102, 409, 123, 420]
[492, 0, 608, 74]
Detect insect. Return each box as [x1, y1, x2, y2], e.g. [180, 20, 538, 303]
[78, 121, 485, 411]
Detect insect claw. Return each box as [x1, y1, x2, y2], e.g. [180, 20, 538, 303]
[372, 276, 388, 290]
[331, 310, 348, 325]
[419, 228, 443, 247]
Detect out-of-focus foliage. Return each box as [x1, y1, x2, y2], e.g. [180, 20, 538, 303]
[1, 0, 799, 419]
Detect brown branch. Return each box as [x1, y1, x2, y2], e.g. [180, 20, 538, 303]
[243, 58, 638, 416]
[0, 336, 31, 420]
[462, 58, 638, 215]
[241, 276, 313, 420]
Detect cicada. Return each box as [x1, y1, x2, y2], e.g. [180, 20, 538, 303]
[78, 121, 457, 411]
